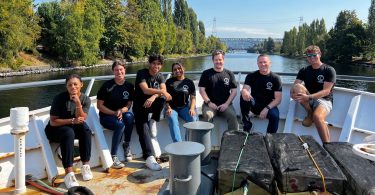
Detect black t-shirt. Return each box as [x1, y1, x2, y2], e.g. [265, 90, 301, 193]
[134, 68, 166, 105]
[296, 64, 336, 101]
[97, 79, 134, 116]
[245, 71, 282, 106]
[50, 91, 91, 119]
[198, 68, 237, 105]
[166, 77, 196, 109]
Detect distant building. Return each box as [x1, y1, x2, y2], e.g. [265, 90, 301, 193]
[220, 38, 283, 51]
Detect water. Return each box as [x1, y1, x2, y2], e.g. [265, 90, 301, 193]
[1, 52, 375, 118]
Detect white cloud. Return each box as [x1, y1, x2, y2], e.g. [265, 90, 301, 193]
[215, 27, 282, 38]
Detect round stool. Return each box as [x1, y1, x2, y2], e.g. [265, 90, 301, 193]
[184, 121, 214, 166]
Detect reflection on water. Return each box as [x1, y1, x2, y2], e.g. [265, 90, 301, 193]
[1, 53, 375, 118]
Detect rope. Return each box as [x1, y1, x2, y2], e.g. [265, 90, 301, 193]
[231, 132, 249, 195]
[26, 180, 64, 195]
[298, 136, 327, 193]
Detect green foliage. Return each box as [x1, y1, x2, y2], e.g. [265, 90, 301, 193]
[281, 19, 327, 57]
[0, 0, 41, 68]
[173, 27, 193, 54]
[100, 0, 145, 60]
[206, 35, 226, 52]
[173, 0, 190, 30]
[248, 37, 279, 54]
[326, 10, 366, 62]
[37, 0, 104, 66]
[0, 0, 222, 69]
[137, 0, 166, 55]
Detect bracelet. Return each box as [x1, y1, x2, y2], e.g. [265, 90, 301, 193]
[308, 95, 313, 101]
[206, 100, 211, 105]
[266, 105, 271, 110]
[71, 118, 75, 124]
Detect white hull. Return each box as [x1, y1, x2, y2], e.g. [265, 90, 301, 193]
[1, 76, 375, 189]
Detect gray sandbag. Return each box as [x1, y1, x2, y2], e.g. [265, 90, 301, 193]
[217, 130, 274, 194]
[324, 142, 375, 195]
[265, 133, 346, 194]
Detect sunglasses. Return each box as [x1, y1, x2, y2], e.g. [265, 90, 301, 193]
[306, 53, 319, 58]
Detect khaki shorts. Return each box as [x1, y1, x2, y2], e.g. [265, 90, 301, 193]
[310, 98, 332, 113]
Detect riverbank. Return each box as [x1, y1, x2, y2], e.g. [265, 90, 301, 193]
[0, 53, 208, 77]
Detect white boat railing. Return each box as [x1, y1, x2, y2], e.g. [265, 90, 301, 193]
[1, 71, 375, 94]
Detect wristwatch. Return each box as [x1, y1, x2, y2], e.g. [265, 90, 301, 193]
[205, 100, 211, 104]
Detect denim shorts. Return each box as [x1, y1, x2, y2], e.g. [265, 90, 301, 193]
[310, 98, 332, 113]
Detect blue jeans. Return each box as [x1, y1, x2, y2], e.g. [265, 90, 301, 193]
[166, 105, 198, 142]
[100, 112, 134, 156]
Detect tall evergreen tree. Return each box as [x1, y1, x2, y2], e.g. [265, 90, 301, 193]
[173, 0, 190, 30]
[161, 0, 176, 54]
[188, 8, 199, 51]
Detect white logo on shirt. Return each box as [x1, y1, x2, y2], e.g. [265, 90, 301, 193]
[153, 82, 160, 89]
[123, 91, 129, 99]
[317, 75, 324, 83]
[224, 78, 230, 86]
[266, 82, 273, 90]
[183, 85, 189, 92]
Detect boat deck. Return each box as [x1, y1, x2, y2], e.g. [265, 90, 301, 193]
[0, 159, 170, 195]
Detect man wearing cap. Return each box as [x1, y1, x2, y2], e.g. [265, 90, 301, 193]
[291, 45, 336, 143]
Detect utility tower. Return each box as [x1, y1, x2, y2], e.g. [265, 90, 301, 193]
[299, 16, 303, 26]
[212, 17, 217, 37]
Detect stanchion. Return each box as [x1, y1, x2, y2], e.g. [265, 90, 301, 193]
[10, 107, 29, 194]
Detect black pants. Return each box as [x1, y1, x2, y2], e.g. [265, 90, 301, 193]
[133, 98, 165, 159]
[240, 96, 279, 133]
[45, 122, 92, 168]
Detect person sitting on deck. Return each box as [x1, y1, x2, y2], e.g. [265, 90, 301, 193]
[44, 74, 93, 189]
[198, 50, 239, 130]
[97, 60, 134, 169]
[291, 45, 336, 143]
[133, 55, 172, 171]
[240, 54, 282, 133]
[165, 62, 198, 142]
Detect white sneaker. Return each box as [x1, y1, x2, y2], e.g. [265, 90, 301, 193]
[81, 164, 93, 181]
[111, 156, 125, 169]
[151, 138, 162, 158]
[64, 172, 79, 189]
[149, 119, 157, 138]
[145, 156, 161, 171]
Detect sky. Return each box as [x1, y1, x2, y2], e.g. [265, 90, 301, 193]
[34, 0, 371, 38]
[186, 0, 371, 38]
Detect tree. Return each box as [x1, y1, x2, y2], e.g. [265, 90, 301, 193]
[188, 8, 199, 51]
[100, 0, 145, 60]
[365, 0, 375, 59]
[161, 0, 176, 54]
[173, 0, 190, 30]
[38, 0, 104, 66]
[326, 10, 366, 62]
[173, 27, 192, 54]
[136, 0, 166, 55]
[266, 37, 275, 53]
[0, 0, 41, 68]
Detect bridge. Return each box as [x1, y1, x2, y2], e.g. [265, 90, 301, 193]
[219, 38, 283, 50]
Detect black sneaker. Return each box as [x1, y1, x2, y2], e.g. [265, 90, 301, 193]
[243, 121, 253, 133]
